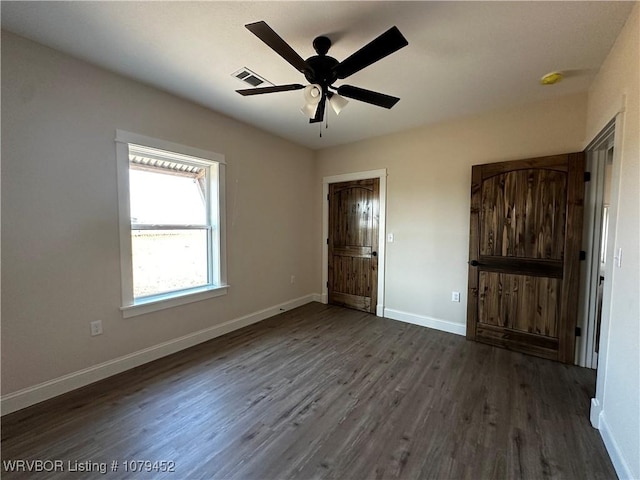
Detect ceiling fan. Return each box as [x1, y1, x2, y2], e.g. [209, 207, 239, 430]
[236, 21, 409, 123]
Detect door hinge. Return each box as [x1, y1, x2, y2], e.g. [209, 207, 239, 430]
[584, 171, 591, 182]
[575, 326, 582, 337]
[327, 194, 329, 201]
[327, 238, 329, 245]
[326, 281, 329, 288]
[579, 250, 587, 261]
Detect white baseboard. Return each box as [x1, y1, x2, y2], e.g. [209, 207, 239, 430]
[1, 294, 320, 416]
[384, 308, 466, 336]
[597, 411, 635, 480]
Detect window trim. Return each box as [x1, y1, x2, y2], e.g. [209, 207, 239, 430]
[115, 130, 228, 318]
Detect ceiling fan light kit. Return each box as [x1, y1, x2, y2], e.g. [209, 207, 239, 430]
[303, 84, 322, 103]
[300, 84, 348, 118]
[300, 102, 319, 118]
[328, 93, 349, 115]
[236, 20, 408, 128]
[301, 83, 323, 118]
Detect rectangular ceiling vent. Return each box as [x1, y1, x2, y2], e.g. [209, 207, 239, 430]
[232, 67, 273, 88]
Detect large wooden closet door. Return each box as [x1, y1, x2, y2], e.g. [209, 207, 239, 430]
[466, 153, 585, 363]
[328, 179, 379, 313]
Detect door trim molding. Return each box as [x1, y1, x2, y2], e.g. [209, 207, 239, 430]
[322, 169, 387, 316]
[577, 122, 615, 367]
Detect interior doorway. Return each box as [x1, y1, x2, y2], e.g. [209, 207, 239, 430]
[327, 178, 380, 313]
[466, 153, 586, 363]
[322, 169, 387, 316]
[577, 120, 616, 368]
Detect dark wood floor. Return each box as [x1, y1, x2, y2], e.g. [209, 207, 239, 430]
[2, 303, 615, 480]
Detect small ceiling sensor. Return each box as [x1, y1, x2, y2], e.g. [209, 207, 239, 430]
[540, 71, 564, 85]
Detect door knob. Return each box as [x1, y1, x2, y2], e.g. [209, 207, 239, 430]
[372, 251, 378, 257]
[469, 260, 479, 267]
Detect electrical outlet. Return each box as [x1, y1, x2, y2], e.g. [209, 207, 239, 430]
[90, 320, 103, 336]
[290, 275, 296, 284]
[451, 291, 460, 302]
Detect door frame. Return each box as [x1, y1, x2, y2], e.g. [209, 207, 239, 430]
[577, 119, 616, 368]
[322, 169, 387, 316]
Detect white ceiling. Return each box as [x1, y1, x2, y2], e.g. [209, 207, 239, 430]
[1, 1, 635, 150]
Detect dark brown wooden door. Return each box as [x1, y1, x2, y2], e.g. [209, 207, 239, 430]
[466, 153, 585, 363]
[328, 178, 379, 313]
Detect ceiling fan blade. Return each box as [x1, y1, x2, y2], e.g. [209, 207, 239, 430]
[236, 84, 305, 96]
[334, 26, 408, 79]
[309, 94, 326, 123]
[337, 85, 400, 109]
[245, 21, 311, 74]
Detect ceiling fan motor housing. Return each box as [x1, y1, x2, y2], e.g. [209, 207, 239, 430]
[305, 36, 338, 93]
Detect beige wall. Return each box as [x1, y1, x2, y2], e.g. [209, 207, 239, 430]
[316, 93, 587, 328]
[1, 31, 317, 396]
[586, 4, 640, 478]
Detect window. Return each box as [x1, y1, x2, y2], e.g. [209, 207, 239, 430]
[116, 131, 227, 317]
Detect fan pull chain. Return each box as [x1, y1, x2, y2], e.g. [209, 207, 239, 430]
[320, 101, 329, 137]
[319, 101, 329, 137]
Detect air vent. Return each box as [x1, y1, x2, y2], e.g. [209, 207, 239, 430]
[232, 67, 273, 88]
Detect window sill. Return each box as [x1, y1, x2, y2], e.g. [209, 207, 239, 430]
[120, 285, 228, 318]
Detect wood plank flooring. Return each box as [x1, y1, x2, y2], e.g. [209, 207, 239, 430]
[1, 303, 616, 479]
